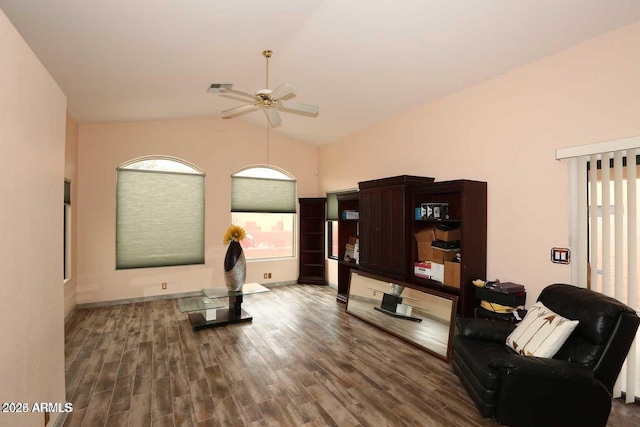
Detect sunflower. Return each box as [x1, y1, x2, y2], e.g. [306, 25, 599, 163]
[223, 225, 246, 244]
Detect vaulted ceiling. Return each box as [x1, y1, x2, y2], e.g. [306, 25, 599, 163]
[3, 0, 640, 145]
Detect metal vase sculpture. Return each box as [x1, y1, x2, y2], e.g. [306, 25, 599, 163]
[224, 241, 246, 292]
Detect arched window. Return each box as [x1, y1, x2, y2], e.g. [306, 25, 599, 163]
[116, 157, 205, 269]
[231, 166, 296, 260]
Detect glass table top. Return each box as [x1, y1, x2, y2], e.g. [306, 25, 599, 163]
[178, 297, 225, 313]
[201, 282, 269, 299]
[178, 283, 269, 314]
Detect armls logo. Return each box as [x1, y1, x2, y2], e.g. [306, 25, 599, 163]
[31, 402, 73, 413]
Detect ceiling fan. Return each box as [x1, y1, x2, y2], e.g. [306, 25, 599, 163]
[214, 50, 319, 127]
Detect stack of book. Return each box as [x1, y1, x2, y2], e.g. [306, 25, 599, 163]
[344, 237, 359, 263]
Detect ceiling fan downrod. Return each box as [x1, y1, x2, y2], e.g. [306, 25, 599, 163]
[262, 50, 272, 90]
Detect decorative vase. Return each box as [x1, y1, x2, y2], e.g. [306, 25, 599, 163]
[224, 241, 246, 292]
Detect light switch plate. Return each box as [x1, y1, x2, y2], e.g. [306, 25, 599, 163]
[551, 247, 570, 264]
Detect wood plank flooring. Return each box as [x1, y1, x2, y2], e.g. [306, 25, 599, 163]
[63, 284, 640, 427]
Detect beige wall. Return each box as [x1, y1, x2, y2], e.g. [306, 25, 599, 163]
[0, 9, 67, 427]
[320, 20, 640, 306]
[77, 117, 318, 303]
[65, 114, 79, 316]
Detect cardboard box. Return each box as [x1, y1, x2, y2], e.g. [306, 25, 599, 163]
[444, 261, 461, 288]
[435, 227, 461, 242]
[341, 210, 359, 220]
[414, 261, 444, 283]
[414, 228, 435, 261]
[430, 262, 445, 283]
[431, 247, 458, 264]
[414, 262, 431, 279]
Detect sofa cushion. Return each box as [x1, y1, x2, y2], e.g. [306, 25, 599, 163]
[506, 302, 578, 358]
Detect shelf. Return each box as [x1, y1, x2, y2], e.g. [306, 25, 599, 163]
[337, 259, 359, 268]
[409, 180, 487, 317]
[298, 197, 327, 286]
[411, 275, 460, 294]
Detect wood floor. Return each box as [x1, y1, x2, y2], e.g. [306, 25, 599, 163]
[63, 284, 640, 427]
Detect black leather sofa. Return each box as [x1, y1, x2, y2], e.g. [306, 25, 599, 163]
[452, 284, 640, 427]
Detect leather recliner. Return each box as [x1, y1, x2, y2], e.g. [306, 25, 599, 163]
[452, 284, 640, 427]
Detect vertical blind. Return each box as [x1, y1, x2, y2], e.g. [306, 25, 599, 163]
[558, 138, 639, 402]
[116, 169, 205, 269]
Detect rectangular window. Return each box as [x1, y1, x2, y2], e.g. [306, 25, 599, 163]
[587, 156, 639, 301]
[328, 220, 339, 259]
[560, 141, 639, 403]
[64, 180, 71, 280]
[231, 170, 296, 261]
[232, 212, 295, 259]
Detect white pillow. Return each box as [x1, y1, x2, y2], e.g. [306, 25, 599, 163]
[506, 301, 579, 358]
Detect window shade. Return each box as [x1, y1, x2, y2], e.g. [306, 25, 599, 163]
[231, 176, 296, 213]
[326, 192, 339, 221]
[116, 169, 204, 269]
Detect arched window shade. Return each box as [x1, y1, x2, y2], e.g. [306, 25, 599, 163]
[116, 158, 205, 269]
[231, 167, 296, 213]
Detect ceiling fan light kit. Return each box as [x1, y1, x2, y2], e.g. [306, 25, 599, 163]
[212, 49, 319, 127]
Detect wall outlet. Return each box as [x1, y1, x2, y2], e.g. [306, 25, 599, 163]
[268, 273, 272, 279]
[263, 273, 268, 279]
[162, 282, 167, 289]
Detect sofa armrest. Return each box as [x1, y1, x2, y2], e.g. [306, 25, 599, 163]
[457, 317, 516, 343]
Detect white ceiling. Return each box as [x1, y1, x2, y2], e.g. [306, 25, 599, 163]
[3, 0, 640, 146]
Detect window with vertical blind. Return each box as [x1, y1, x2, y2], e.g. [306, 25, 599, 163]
[64, 180, 71, 280]
[326, 191, 339, 259]
[557, 136, 639, 402]
[231, 166, 296, 260]
[116, 157, 205, 269]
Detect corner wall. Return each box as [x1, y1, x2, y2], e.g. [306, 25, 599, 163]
[0, 9, 67, 427]
[319, 20, 640, 305]
[77, 118, 318, 304]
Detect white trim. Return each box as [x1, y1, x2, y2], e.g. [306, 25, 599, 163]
[568, 157, 580, 286]
[556, 135, 640, 160]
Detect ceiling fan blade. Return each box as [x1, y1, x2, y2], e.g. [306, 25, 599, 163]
[280, 102, 319, 115]
[221, 104, 257, 117]
[266, 107, 282, 127]
[219, 87, 256, 99]
[269, 83, 296, 100]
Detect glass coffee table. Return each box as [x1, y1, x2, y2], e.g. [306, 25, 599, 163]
[178, 282, 269, 330]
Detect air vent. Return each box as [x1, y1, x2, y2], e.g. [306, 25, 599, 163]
[208, 83, 233, 93]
